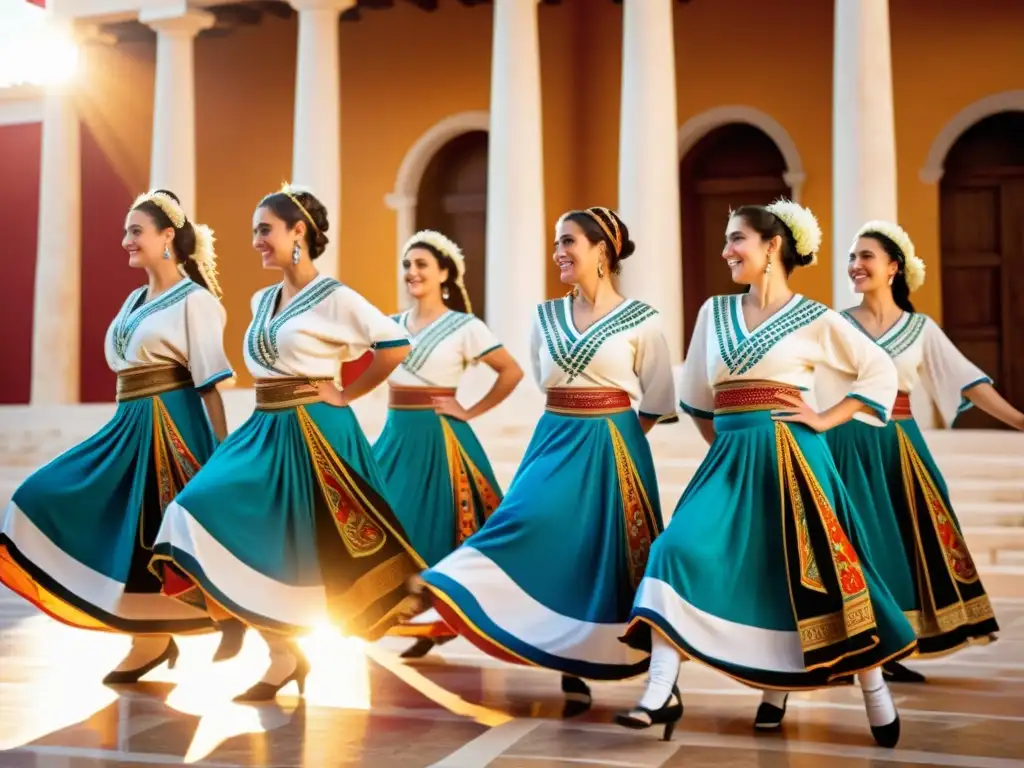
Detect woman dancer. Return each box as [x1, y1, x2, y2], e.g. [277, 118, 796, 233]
[617, 201, 915, 748]
[418, 207, 676, 711]
[820, 220, 1021, 683]
[375, 230, 523, 659]
[0, 189, 240, 683]
[152, 184, 424, 702]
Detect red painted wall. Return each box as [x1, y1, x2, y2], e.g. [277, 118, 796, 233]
[0, 123, 42, 404]
[79, 122, 139, 403]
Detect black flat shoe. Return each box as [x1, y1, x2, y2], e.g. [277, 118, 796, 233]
[233, 647, 310, 703]
[400, 635, 454, 660]
[754, 693, 788, 730]
[561, 674, 592, 718]
[212, 619, 246, 662]
[871, 714, 901, 748]
[883, 661, 926, 684]
[614, 685, 683, 741]
[103, 638, 179, 685]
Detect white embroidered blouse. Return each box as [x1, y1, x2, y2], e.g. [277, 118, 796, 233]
[104, 278, 233, 390]
[244, 274, 409, 380]
[680, 294, 898, 423]
[386, 310, 502, 388]
[529, 295, 677, 421]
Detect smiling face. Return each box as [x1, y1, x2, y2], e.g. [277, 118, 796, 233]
[122, 209, 173, 269]
[848, 236, 899, 294]
[252, 205, 305, 270]
[553, 218, 604, 286]
[402, 246, 449, 302]
[722, 214, 777, 285]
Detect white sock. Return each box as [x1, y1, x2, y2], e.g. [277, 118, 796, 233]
[113, 635, 172, 672]
[637, 633, 681, 711]
[761, 689, 788, 708]
[259, 632, 297, 685]
[858, 667, 896, 726]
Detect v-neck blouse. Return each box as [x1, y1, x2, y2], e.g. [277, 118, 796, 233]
[386, 309, 502, 388]
[814, 310, 991, 427]
[680, 293, 898, 424]
[103, 279, 234, 390]
[243, 274, 410, 380]
[530, 295, 676, 421]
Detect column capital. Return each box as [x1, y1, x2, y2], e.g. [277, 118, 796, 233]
[288, 0, 356, 12]
[140, 8, 215, 37]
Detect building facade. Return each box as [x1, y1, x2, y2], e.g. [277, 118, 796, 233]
[1, 0, 1022, 429]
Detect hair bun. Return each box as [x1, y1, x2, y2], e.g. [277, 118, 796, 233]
[619, 239, 636, 260]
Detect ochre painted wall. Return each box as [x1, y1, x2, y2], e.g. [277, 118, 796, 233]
[5, 0, 1024, 399]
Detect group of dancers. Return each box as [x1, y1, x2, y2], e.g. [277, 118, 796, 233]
[2, 184, 1023, 747]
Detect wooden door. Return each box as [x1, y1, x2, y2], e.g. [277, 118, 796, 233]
[416, 131, 488, 317]
[680, 124, 790, 353]
[939, 112, 1024, 429]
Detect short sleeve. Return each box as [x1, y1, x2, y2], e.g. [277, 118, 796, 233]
[679, 298, 715, 420]
[817, 308, 898, 424]
[634, 313, 678, 423]
[919, 316, 992, 427]
[461, 316, 503, 364]
[332, 286, 410, 355]
[185, 289, 234, 390]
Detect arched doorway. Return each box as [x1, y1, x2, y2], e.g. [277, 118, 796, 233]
[415, 131, 488, 317]
[939, 111, 1024, 429]
[679, 123, 791, 351]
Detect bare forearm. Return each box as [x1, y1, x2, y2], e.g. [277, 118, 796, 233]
[638, 415, 658, 435]
[201, 388, 228, 442]
[467, 367, 523, 420]
[966, 383, 1024, 430]
[818, 397, 871, 431]
[694, 417, 716, 445]
[342, 347, 409, 403]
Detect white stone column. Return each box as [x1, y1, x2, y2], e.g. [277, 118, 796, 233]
[832, 0, 897, 310]
[140, 8, 214, 219]
[617, 0, 683, 361]
[485, 0, 546, 367]
[31, 77, 81, 404]
[289, 0, 354, 279]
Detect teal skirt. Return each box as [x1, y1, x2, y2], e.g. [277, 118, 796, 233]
[374, 409, 502, 567]
[422, 409, 662, 680]
[625, 410, 917, 689]
[827, 418, 998, 656]
[152, 402, 424, 639]
[0, 388, 218, 634]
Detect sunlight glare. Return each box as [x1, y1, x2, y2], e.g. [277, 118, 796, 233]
[0, 3, 80, 88]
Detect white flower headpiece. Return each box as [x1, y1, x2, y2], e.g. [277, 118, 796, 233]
[403, 229, 471, 312]
[765, 199, 822, 265]
[854, 220, 925, 292]
[132, 190, 185, 229]
[191, 224, 223, 299]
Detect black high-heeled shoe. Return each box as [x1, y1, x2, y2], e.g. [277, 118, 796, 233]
[102, 638, 179, 685]
[212, 619, 246, 662]
[561, 674, 592, 718]
[233, 646, 311, 703]
[614, 684, 683, 741]
[400, 635, 454, 660]
[883, 660, 926, 684]
[754, 693, 788, 730]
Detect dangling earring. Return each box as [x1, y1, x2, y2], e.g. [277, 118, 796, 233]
[597, 261, 605, 279]
[888, 274, 895, 286]
[442, 285, 450, 301]
[163, 246, 171, 260]
[765, 257, 773, 275]
[292, 242, 301, 265]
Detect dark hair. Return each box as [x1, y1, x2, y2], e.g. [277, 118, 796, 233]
[132, 189, 210, 292]
[404, 241, 470, 314]
[258, 189, 330, 259]
[561, 207, 636, 274]
[860, 231, 916, 313]
[732, 205, 814, 276]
